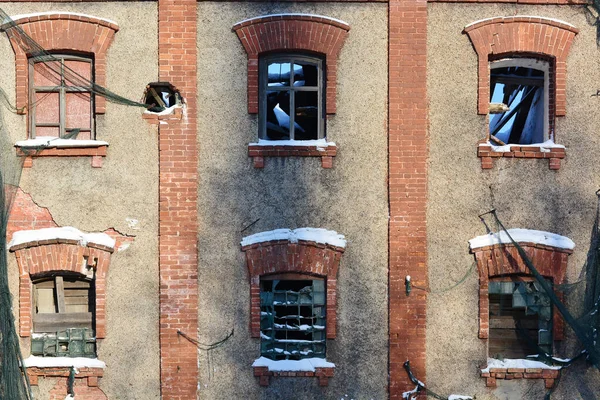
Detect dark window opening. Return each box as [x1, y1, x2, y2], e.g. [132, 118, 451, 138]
[143, 82, 181, 112]
[489, 281, 552, 359]
[490, 65, 545, 145]
[31, 274, 96, 357]
[260, 55, 324, 141]
[260, 278, 326, 360]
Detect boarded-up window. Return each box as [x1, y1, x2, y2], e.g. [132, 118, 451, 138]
[29, 54, 94, 140]
[489, 281, 552, 359]
[260, 276, 326, 360]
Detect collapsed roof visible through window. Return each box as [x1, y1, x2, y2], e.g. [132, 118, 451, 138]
[490, 65, 545, 145]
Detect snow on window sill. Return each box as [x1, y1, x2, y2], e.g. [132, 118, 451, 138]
[469, 229, 574, 251]
[481, 358, 561, 389]
[477, 140, 565, 170]
[248, 139, 337, 169]
[15, 137, 108, 168]
[23, 355, 106, 369]
[252, 357, 335, 386]
[241, 228, 346, 249]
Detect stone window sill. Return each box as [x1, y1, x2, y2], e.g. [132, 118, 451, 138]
[477, 141, 565, 170]
[15, 139, 109, 168]
[481, 367, 560, 389]
[248, 140, 337, 169]
[252, 357, 335, 387]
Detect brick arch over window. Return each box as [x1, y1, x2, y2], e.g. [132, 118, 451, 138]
[241, 231, 345, 339]
[6, 13, 120, 115]
[232, 14, 350, 114]
[10, 233, 115, 339]
[464, 16, 578, 116]
[471, 240, 571, 341]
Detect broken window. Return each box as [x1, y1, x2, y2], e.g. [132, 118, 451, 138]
[30, 274, 96, 357]
[29, 54, 94, 140]
[489, 59, 549, 145]
[259, 54, 324, 141]
[489, 280, 552, 359]
[260, 276, 326, 360]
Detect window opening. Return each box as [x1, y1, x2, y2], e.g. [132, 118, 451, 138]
[260, 278, 326, 360]
[260, 55, 324, 141]
[31, 274, 96, 357]
[489, 280, 552, 359]
[29, 54, 94, 140]
[489, 59, 548, 145]
[143, 82, 182, 112]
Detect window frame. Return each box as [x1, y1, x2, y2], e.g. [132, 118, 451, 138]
[28, 54, 95, 140]
[258, 53, 325, 141]
[489, 58, 550, 145]
[259, 273, 327, 361]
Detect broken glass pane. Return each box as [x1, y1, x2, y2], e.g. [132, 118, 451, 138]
[265, 90, 291, 140]
[490, 66, 544, 144]
[293, 62, 318, 87]
[268, 62, 291, 87]
[294, 91, 319, 140]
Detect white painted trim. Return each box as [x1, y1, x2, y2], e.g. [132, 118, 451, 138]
[464, 16, 576, 30]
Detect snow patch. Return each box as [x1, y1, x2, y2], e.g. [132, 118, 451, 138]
[9, 227, 115, 249]
[126, 218, 140, 230]
[241, 228, 346, 248]
[480, 358, 562, 373]
[448, 396, 473, 400]
[250, 138, 336, 147]
[402, 385, 419, 399]
[143, 104, 182, 116]
[117, 243, 131, 252]
[234, 14, 349, 29]
[479, 140, 565, 153]
[7, 11, 118, 26]
[15, 137, 109, 148]
[469, 229, 574, 250]
[23, 355, 106, 369]
[252, 356, 334, 372]
[465, 16, 576, 30]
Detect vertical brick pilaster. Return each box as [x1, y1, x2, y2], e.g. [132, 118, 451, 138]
[158, 0, 199, 398]
[389, 0, 428, 397]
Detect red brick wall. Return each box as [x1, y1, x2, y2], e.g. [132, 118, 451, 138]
[5, 13, 119, 115]
[242, 239, 344, 339]
[232, 14, 350, 114]
[157, 0, 199, 398]
[389, 0, 429, 397]
[7, 188, 57, 241]
[463, 16, 578, 117]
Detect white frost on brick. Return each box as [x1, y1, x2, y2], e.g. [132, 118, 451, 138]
[234, 14, 349, 29]
[469, 229, 574, 250]
[15, 137, 108, 148]
[252, 356, 334, 372]
[464, 16, 576, 30]
[480, 358, 561, 373]
[249, 139, 336, 147]
[9, 227, 115, 249]
[479, 140, 565, 153]
[8, 12, 117, 26]
[23, 355, 106, 369]
[241, 228, 346, 248]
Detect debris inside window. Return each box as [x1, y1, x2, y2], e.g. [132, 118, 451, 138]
[260, 279, 326, 360]
[489, 281, 552, 359]
[143, 82, 181, 113]
[489, 64, 545, 145]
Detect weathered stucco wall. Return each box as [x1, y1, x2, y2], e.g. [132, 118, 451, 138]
[1, 3, 160, 399]
[428, 4, 600, 399]
[197, 2, 388, 398]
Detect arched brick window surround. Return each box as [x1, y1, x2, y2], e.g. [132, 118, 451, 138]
[6, 12, 119, 115]
[232, 14, 350, 115]
[471, 240, 571, 342]
[241, 233, 345, 339]
[464, 16, 578, 117]
[10, 233, 115, 339]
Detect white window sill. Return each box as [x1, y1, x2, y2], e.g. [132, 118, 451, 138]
[23, 355, 106, 369]
[15, 137, 108, 149]
[252, 356, 334, 372]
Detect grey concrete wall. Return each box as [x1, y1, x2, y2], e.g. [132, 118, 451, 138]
[1, 3, 160, 399]
[428, 4, 600, 399]
[197, 2, 388, 399]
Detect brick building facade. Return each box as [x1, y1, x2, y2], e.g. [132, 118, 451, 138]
[1, 0, 599, 399]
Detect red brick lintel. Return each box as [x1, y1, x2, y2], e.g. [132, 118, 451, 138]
[478, 144, 565, 170]
[16, 144, 108, 168]
[248, 144, 337, 169]
[253, 365, 334, 387]
[482, 367, 560, 388]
